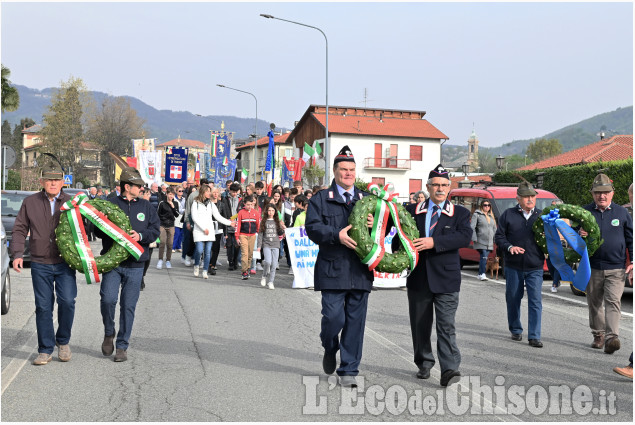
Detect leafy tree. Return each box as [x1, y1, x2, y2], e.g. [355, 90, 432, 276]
[1, 64, 20, 113]
[476, 150, 497, 174]
[86, 96, 145, 187]
[505, 154, 532, 170]
[303, 163, 325, 188]
[40, 76, 92, 175]
[526, 138, 562, 162]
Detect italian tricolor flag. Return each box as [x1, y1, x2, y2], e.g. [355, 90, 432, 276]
[241, 168, 249, 184]
[302, 142, 322, 166]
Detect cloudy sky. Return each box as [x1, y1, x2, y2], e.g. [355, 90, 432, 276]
[1, 1, 632, 147]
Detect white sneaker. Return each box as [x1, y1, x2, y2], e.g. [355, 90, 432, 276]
[184, 257, 192, 267]
[165, 261, 172, 269]
[193, 266, 199, 277]
[216, 260, 223, 266]
[180, 257, 186, 264]
[156, 260, 163, 269]
[551, 286, 557, 293]
[256, 263, 264, 271]
[267, 282, 275, 290]
[260, 277, 266, 287]
[288, 268, 294, 275]
[202, 271, 208, 279]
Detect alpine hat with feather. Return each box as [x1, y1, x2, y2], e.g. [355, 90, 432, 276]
[109, 152, 145, 186]
[39, 153, 65, 180]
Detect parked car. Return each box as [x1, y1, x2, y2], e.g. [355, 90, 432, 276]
[2, 222, 11, 314]
[63, 188, 89, 197]
[448, 183, 560, 276]
[1, 190, 37, 265]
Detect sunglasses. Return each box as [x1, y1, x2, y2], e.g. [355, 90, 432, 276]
[482, 204, 491, 207]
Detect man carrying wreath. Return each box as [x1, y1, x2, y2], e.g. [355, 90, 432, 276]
[96, 162, 160, 362]
[11, 157, 76, 365]
[305, 145, 373, 388]
[400, 164, 472, 386]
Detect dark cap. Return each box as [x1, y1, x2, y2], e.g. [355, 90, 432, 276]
[591, 173, 614, 192]
[40, 161, 64, 180]
[428, 164, 450, 181]
[334, 145, 355, 165]
[517, 181, 538, 196]
[120, 167, 145, 187]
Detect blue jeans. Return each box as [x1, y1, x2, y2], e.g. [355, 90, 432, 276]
[194, 241, 212, 270]
[505, 267, 543, 340]
[478, 249, 490, 275]
[100, 266, 144, 350]
[172, 227, 183, 250]
[30, 262, 77, 354]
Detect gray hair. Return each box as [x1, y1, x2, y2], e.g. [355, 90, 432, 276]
[414, 190, 429, 200]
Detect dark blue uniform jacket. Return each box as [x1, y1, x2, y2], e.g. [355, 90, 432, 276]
[583, 202, 633, 270]
[97, 195, 161, 268]
[305, 180, 373, 292]
[494, 205, 544, 271]
[400, 200, 472, 293]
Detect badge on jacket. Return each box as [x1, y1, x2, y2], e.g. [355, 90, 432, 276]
[137, 212, 146, 221]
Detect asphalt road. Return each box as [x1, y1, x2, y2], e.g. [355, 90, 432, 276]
[1, 246, 632, 422]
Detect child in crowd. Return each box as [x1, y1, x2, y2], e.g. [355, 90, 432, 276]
[258, 204, 286, 289]
[293, 195, 308, 227]
[235, 195, 261, 280]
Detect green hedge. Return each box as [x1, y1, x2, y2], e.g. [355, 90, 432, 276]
[494, 159, 633, 206]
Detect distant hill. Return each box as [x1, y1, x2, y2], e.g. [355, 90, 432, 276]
[1, 84, 286, 143]
[442, 105, 633, 162]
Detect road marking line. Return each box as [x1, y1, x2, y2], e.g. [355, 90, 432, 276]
[1, 313, 53, 395]
[461, 271, 634, 318]
[295, 288, 520, 421]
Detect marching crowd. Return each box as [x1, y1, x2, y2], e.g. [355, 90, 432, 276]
[8, 146, 633, 389]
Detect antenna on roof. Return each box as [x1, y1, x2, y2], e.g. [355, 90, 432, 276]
[358, 88, 375, 108]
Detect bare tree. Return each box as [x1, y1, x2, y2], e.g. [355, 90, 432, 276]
[86, 96, 145, 187]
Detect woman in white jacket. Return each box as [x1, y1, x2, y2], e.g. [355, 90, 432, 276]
[191, 184, 233, 279]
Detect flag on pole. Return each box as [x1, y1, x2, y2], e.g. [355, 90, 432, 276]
[241, 168, 249, 184]
[195, 154, 200, 183]
[211, 133, 218, 157]
[313, 141, 322, 165]
[302, 142, 315, 165]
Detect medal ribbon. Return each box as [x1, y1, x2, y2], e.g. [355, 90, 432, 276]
[361, 183, 419, 271]
[61, 193, 144, 284]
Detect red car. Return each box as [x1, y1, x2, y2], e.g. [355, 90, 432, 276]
[448, 184, 560, 274]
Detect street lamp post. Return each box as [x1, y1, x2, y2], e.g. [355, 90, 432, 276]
[496, 155, 506, 172]
[260, 13, 330, 184]
[217, 84, 258, 182]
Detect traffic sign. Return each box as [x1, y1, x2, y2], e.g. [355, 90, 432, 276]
[64, 175, 73, 185]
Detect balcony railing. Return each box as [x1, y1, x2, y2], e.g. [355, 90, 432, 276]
[363, 157, 411, 170]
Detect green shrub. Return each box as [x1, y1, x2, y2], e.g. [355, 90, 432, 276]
[494, 159, 633, 205]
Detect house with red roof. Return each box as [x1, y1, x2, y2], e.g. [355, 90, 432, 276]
[518, 135, 633, 171]
[235, 132, 292, 182]
[285, 105, 449, 196]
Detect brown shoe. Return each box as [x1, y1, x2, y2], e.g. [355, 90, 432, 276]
[613, 365, 633, 379]
[102, 334, 115, 356]
[604, 337, 621, 354]
[591, 334, 604, 349]
[114, 348, 127, 362]
[58, 344, 72, 362]
[32, 353, 52, 365]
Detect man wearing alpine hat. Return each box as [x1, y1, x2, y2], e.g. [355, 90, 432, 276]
[495, 180, 546, 348]
[12, 155, 76, 365]
[305, 145, 373, 387]
[398, 164, 472, 386]
[579, 173, 632, 354]
[96, 155, 160, 362]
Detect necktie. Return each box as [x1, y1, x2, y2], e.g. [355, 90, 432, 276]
[429, 205, 440, 236]
[344, 192, 352, 206]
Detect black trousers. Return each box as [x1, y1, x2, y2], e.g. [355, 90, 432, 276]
[407, 281, 461, 374]
[210, 238, 221, 268]
[226, 233, 240, 268]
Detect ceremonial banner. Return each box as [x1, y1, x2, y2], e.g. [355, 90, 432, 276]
[285, 226, 318, 289]
[131, 138, 156, 159]
[293, 158, 304, 182]
[211, 132, 231, 159]
[195, 155, 200, 183]
[265, 130, 275, 179]
[213, 156, 237, 186]
[373, 227, 407, 288]
[282, 157, 295, 187]
[165, 148, 188, 183]
[138, 151, 162, 185]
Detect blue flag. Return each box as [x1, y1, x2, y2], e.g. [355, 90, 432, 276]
[165, 148, 188, 183]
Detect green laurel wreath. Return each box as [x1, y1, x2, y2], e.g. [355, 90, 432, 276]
[55, 199, 133, 273]
[348, 195, 420, 274]
[532, 204, 603, 263]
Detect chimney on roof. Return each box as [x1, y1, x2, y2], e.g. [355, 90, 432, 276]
[600, 132, 605, 140]
[379, 112, 383, 122]
[294, 121, 299, 127]
[357, 120, 360, 131]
